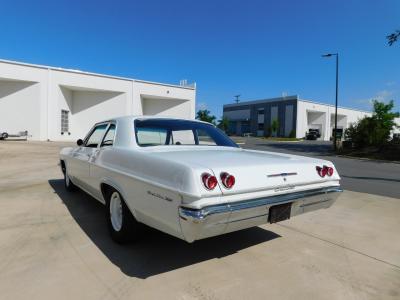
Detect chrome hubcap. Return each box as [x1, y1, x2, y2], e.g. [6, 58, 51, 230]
[110, 192, 123, 231]
[65, 171, 70, 186]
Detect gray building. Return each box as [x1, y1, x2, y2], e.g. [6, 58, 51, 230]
[223, 95, 298, 137]
[223, 95, 373, 140]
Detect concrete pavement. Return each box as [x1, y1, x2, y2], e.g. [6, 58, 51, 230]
[0, 141, 400, 300]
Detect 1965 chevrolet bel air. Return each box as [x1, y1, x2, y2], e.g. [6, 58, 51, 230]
[60, 116, 342, 243]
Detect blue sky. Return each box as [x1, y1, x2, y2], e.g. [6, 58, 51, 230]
[0, 0, 399, 118]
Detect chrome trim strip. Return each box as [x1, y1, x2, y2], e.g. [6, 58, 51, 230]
[179, 186, 342, 221]
[267, 172, 298, 177]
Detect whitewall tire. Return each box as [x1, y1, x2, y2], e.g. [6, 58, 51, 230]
[64, 167, 76, 192]
[106, 189, 141, 244]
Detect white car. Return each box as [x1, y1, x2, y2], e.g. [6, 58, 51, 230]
[60, 116, 342, 243]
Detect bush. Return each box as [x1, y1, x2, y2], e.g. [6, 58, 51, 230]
[264, 127, 271, 138]
[289, 129, 296, 138]
[345, 100, 399, 148]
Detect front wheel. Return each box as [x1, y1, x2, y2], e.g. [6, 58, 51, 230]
[64, 166, 76, 192]
[106, 189, 141, 244]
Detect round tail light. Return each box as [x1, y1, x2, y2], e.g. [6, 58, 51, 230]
[220, 172, 235, 189]
[326, 166, 334, 176]
[202, 173, 218, 190]
[316, 166, 327, 177]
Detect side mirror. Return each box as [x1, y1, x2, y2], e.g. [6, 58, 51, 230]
[77, 139, 83, 146]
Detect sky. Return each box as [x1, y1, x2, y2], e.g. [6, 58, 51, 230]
[0, 0, 399, 118]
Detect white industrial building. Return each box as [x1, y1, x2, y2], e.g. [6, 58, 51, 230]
[223, 95, 383, 141]
[0, 59, 196, 141]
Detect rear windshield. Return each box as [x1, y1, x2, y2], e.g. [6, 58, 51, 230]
[134, 119, 238, 148]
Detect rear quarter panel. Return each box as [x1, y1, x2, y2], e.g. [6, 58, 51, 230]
[92, 147, 214, 239]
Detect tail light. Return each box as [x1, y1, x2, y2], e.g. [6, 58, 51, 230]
[326, 166, 334, 176]
[220, 172, 235, 189]
[202, 173, 218, 190]
[316, 165, 334, 177]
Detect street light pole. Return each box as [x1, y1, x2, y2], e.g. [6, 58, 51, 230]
[322, 53, 339, 151]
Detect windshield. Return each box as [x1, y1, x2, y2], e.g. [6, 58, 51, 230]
[134, 119, 238, 148]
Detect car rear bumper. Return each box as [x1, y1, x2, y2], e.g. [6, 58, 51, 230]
[179, 186, 342, 242]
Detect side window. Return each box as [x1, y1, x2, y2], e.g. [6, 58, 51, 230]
[196, 129, 217, 146]
[171, 130, 195, 145]
[101, 124, 116, 147]
[136, 128, 167, 146]
[85, 124, 108, 148]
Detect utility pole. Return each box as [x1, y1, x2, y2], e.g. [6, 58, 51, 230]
[322, 53, 339, 151]
[234, 95, 241, 103]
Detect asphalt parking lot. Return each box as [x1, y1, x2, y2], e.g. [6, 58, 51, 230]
[1, 141, 400, 300]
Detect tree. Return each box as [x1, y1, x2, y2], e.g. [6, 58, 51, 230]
[371, 100, 399, 142]
[271, 119, 279, 137]
[217, 117, 230, 132]
[345, 100, 399, 148]
[387, 30, 400, 46]
[196, 109, 216, 124]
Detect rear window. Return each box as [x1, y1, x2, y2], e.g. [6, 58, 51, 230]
[134, 119, 238, 148]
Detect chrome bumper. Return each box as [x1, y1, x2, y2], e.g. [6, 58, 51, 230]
[179, 186, 342, 242]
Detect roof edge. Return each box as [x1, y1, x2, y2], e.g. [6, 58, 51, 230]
[223, 95, 298, 107]
[298, 98, 372, 114]
[0, 58, 196, 90]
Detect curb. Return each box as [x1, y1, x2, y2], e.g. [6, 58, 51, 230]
[336, 154, 400, 164]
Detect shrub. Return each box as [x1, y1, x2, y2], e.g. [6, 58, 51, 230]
[345, 100, 399, 148]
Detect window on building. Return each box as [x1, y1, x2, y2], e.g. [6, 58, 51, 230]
[258, 123, 264, 130]
[61, 110, 69, 133]
[258, 109, 265, 115]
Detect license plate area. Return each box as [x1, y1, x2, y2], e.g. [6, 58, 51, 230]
[268, 202, 292, 223]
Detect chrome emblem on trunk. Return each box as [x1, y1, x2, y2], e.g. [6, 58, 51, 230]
[267, 172, 297, 178]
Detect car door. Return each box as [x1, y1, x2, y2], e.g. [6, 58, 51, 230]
[70, 123, 109, 192]
[86, 122, 116, 200]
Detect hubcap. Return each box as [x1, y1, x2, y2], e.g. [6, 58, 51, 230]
[65, 171, 70, 186]
[110, 192, 123, 231]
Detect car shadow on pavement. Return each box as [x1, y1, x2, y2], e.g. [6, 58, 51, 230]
[48, 179, 281, 279]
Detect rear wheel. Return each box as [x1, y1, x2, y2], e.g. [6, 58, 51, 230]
[106, 189, 141, 244]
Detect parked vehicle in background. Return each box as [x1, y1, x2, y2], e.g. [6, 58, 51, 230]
[306, 129, 320, 140]
[0, 132, 8, 140]
[59, 116, 342, 244]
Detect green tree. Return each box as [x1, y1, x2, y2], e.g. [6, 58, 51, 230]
[217, 116, 230, 132]
[271, 119, 279, 137]
[345, 100, 399, 148]
[196, 109, 216, 124]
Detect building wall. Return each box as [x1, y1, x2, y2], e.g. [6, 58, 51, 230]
[297, 100, 371, 141]
[223, 96, 382, 140]
[0, 61, 48, 140]
[0, 60, 196, 141]
[223, 96, 297, 137]
[135, 80, 195, 119]
[49, 69, 133, 141]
